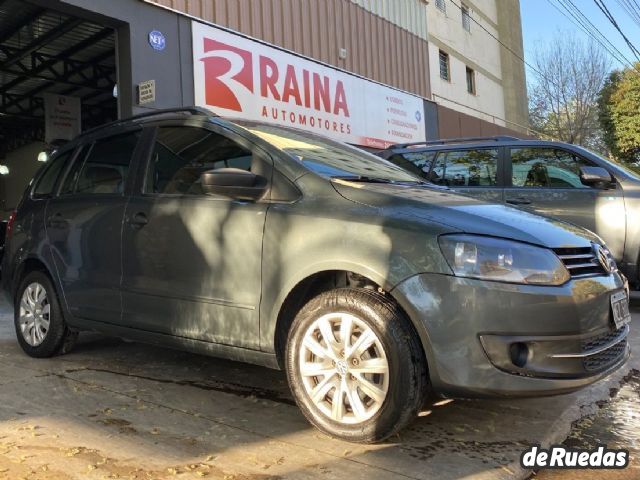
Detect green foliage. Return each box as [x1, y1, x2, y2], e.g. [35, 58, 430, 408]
[598, 65, 640, 164]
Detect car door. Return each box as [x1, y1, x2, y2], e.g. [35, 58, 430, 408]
[504, 146, 626, 259]
[428, 147, 504, 202]
[46, 128, 143, 324]
[121, 123, 271, 350]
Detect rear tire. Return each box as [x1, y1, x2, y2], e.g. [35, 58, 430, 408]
[285, 288, 427, 443]
[14, 271, 77, 358]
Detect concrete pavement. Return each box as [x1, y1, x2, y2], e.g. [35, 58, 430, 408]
[0, 297, 638, 480]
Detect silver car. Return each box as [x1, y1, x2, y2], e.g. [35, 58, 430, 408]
[380, 137, 640, 287]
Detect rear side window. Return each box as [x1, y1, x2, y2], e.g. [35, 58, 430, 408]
[511, 148, 594, 189]
[145, 126, 253, 195]
[67, 132, 140, 195]
[32, 151, 73, 198]
[431, 149, 499, 187]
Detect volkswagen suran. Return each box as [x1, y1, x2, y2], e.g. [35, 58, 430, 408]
[1, 108, 630, 443]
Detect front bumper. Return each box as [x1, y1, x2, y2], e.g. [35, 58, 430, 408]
[392, 272, 630, 398]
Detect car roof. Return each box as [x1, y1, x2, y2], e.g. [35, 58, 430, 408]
[383, 137, 577, 154]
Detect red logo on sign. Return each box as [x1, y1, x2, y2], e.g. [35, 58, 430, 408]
[200, 38, 254, 111]
[199, 36, 350, 118]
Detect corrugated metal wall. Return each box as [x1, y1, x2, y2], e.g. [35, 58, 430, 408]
[144, 0, 431, 98]
[349, 0, 428, 40]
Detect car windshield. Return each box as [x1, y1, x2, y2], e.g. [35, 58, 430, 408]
[575, 145, 640, 181]
[237, 122, 422, 183]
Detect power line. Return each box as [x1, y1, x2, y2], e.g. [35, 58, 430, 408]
[614, 0, 640, 28]
[593, 0, 640, 61]
[561, 0, 635, 66]
[445, 0, 569, 92]
[628, 0, 640, 19]
[546, 0, 635, 68]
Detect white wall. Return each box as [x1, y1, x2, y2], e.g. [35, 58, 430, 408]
[428, 44, 506, 126]
[427, 0, 506, 125]
[0, 142, 46, 220]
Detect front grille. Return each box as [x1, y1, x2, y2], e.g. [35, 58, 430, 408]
[581, 326, 626, 352]
[554, 247, 606, 277]
[583, 339, 627, 372]
[581, 326, 628, 372]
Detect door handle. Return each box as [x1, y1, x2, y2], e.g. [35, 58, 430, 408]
[506, 198, 532, 206]
[129, 212, 148, 228]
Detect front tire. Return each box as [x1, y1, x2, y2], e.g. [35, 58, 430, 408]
[14, 271, 77, 358]
[285, 288, 427, 443]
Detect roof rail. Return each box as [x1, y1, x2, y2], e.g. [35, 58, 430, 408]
[79, 107, 215, 138]
[389, 135, 521, 149]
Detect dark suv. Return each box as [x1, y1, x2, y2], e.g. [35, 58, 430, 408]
[380, 137, 640, 285]
[1, 110, 631, 443]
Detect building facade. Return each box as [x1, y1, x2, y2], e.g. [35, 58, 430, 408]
[145, 0, 529, 136]
[426, 0, 528, 135]
[0, 0, 529, 216]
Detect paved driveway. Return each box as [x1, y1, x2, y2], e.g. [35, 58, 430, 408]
[0, 296, 638, 480]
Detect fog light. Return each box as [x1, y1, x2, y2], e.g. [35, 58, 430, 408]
[509, 342, 529, 368]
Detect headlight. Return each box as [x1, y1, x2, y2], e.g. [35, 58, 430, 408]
[438, 235, 571, 286]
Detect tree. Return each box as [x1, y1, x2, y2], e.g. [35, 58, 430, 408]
[528, 33, 611, 152]
[598, 65, 640, 164]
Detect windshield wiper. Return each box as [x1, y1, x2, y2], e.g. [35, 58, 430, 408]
[331, 175, 395, 184]
[331, 175, 435, 187]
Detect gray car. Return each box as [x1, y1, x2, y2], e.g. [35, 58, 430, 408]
[1, 109, 631, 443]
[379, 136, 640, 286]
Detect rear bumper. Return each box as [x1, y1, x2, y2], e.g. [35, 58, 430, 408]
[392, 272, 630, 398]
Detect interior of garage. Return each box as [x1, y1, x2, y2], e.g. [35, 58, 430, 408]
[0, 0, 117, 219]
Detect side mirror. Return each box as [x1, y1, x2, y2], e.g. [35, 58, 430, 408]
[200, 168, 268, 201]
[580, 166, 613, 188]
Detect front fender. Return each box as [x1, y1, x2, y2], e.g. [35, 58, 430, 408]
[258, 179, 453, 352]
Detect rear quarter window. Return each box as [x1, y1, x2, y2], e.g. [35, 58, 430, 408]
[32, 150, 74, 198]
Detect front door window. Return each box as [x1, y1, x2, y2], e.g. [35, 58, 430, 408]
[510, 148, 593, 189]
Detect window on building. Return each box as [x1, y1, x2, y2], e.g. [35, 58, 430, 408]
[466, 67, 476, 94]
[435, 0, 446, 13]
[461, 3, 471, 32]
[439, 50, 450, 81]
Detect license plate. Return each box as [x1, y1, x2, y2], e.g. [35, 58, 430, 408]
[611, 291, 632, 329]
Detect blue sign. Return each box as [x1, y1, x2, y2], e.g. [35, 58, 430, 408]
[148, 31, 166, 51]
[415, 110, 422, 122]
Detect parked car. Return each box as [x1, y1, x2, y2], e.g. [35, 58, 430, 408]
[379, 136, 640, 286]
[1, 109, 630, 443]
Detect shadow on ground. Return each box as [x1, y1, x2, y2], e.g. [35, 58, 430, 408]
[0, 299, 638, 480]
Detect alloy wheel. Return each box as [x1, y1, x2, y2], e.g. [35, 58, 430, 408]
[18, 282, 50, 347]
[298, 312, 390, 425]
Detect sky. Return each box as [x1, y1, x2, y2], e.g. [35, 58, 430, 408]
[520, 0, 640, 79]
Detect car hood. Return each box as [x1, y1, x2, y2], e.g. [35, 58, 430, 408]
[332, 181, 600, 248]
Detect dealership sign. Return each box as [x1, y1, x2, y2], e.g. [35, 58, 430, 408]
[192, 22, 426, 148]
[43, 94, 81, 144]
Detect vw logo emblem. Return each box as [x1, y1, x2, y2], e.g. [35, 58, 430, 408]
[594, 244, 615, 273]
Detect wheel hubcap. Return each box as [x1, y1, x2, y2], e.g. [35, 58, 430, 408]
[299, 312, 389, 425]
[19, 282, 50, 347]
